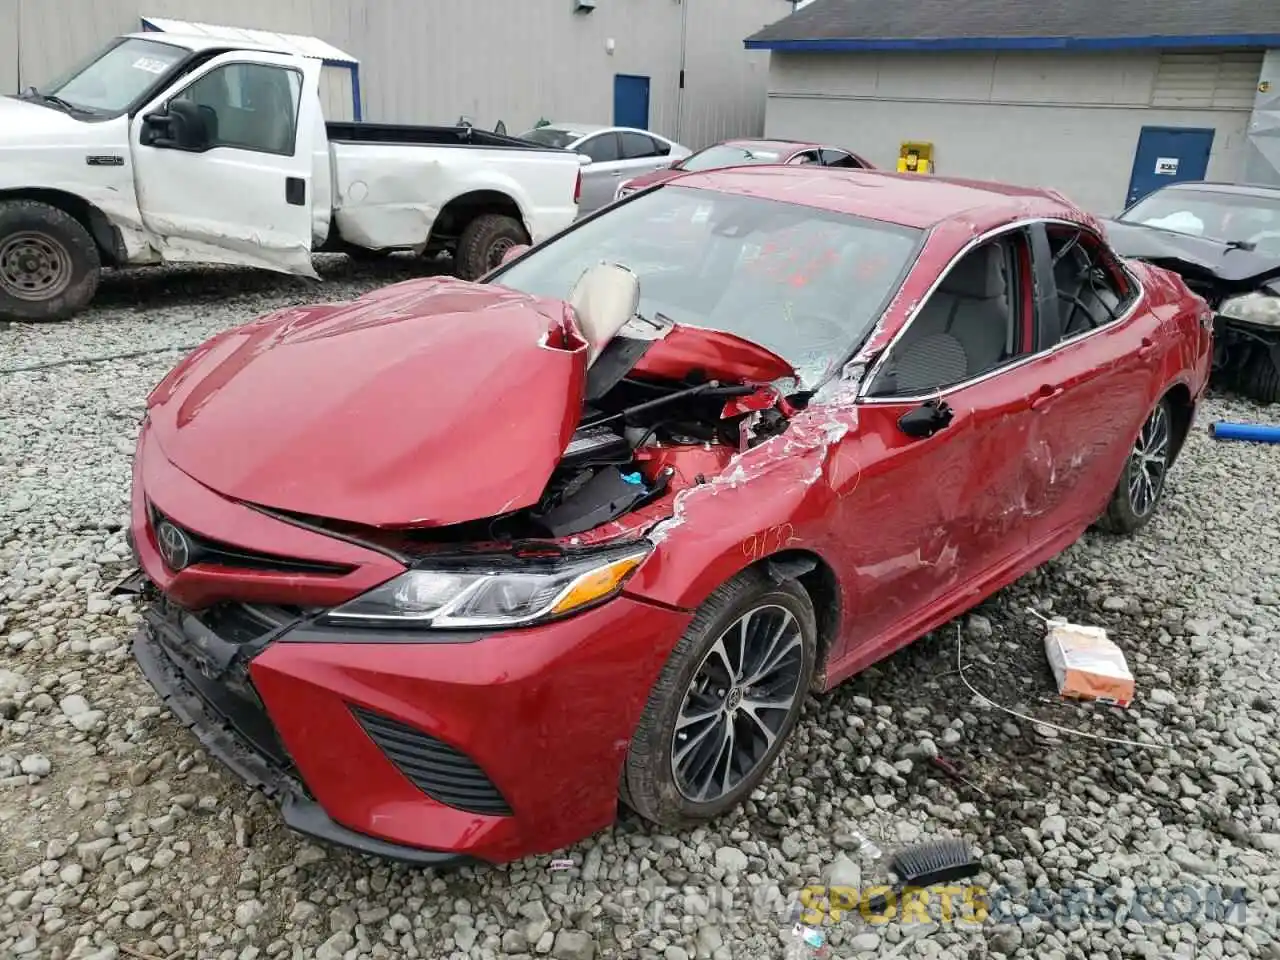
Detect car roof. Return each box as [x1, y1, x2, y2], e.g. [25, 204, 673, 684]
[1150, 180, 1280, 199]
[667, 166, 1082, 230]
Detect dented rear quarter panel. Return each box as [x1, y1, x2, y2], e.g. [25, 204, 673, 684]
[329, 139, 580, 250]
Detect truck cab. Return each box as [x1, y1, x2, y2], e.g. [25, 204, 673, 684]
[0, 34, 582, 321]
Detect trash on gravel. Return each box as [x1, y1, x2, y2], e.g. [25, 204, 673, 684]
[1208, 420, 1280, 444]
[842, 826, 883, 861]
[929, 754, 990, 798]
[548, 858, 575, 871]
[1043, 619, 1135, 708]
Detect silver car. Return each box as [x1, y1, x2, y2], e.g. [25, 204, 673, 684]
[518, 123, 692, 216]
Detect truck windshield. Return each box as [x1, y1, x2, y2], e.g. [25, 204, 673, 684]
[38, 37, 188, 115]
[490, 184, 921, 384]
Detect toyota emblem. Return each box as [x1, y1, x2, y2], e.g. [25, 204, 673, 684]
[156, 520, 191, 571]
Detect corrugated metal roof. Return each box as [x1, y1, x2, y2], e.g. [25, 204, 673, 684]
[745, 0, 1280, 50]
[140, 15, 358, 65]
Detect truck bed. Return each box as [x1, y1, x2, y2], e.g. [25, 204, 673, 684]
[324, 122, 563, 152]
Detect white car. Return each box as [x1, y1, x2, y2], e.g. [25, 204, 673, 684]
[0, 33, 583, 321]
[518, 123, 692, 216]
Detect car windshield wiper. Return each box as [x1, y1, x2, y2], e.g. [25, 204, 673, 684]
[23, 88, 81, 113]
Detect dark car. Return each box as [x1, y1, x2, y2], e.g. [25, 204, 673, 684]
[1102, 181, 1280, 403]
[614, 138, 872, 201]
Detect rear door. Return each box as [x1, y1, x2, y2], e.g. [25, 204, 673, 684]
[575, 131, 622, 214]
[130, 51, 321, 276]
[1016, 221, 1165, 540]
[618, 130, 672, 180]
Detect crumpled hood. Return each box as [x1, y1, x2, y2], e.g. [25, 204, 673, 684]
[146, 278, 589, 529]
[1101, 218, 1280, 292]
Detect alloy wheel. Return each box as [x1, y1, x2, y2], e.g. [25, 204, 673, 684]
[670, 604, 805, 803]
[1128, 402, 1170, 518]
[0, 231, 73, 301]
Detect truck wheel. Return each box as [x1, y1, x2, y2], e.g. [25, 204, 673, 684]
[455, 214, 529, 281]
[0, 200, 101, 322]
[1240, 350, 1280, 405]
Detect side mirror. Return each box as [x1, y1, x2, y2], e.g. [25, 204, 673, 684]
[578, 153, 593, 167]
[143, 99, 210, 151]
[500, 243, 530, 266]
[898, 398, 954, 439]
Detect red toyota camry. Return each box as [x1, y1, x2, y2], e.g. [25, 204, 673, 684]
[121, 166, 1212, 867]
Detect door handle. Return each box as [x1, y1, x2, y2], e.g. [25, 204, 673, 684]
[1030, 385, 1064, 410]
[611, 171, 623, 177]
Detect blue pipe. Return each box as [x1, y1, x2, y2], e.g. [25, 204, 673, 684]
[1208, 421, 1280, 443]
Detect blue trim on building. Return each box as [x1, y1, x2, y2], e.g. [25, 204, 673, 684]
[744, 34, 1280, 52]
[140, 17, 362, 120]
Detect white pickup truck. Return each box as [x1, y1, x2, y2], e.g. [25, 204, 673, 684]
[0, 32, 583, 321]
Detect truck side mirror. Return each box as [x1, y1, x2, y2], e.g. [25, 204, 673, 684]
[142, 100, 211, 151]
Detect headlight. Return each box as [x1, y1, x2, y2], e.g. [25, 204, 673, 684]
[321, 546, 651, 629]
[1219, 292, 1280, 328]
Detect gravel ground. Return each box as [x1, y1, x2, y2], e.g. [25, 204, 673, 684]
[2, 260, 1279, 960]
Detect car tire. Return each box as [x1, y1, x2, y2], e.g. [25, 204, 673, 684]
[455, 214, 529, 281]
[0, 200, 101, 322]
[1240, 350, 1280, 405]
[620, 568, 817, 828]
[1096, 395, 1173, 535]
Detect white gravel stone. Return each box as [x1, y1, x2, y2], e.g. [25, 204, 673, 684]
[2, 262, 1279, 960]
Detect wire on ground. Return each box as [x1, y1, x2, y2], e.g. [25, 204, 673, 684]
[0, 344, 200, 375]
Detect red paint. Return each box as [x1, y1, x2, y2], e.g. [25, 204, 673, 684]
[631, 325, 795, 383]
[131, 166, 1212, 865]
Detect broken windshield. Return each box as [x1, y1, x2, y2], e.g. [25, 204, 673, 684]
[489, 184, 921, 383]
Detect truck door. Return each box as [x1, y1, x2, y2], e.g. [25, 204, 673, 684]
[129, 51, 322, 276]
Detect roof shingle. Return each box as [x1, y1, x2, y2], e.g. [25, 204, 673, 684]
[745, 0, 1280, 50]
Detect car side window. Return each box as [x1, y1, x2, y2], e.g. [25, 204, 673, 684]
[822, 150, 862, 168]
[580, 133, 621, 163]
[1045, 226, 1138, 343]
[787, 150, 822, 165]
[172, 62, 302, 156]
[867, 235, 1028, 398]
[620, 132, 661, 159]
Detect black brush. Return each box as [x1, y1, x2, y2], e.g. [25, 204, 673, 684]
[865, 837, 980, 913]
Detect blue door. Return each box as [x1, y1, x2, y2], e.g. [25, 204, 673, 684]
[1125, 126, 1215, 208]
[613, 74, 650, 130]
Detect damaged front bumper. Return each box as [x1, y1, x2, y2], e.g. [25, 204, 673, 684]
[123, 579, 470, 867]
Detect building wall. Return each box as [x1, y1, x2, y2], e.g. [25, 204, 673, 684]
[5, 0, 781, 149]
[763, 49, 1262, 214]
[0, 0, 16, 96]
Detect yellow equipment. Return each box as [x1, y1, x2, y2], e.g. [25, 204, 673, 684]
[897, 141, 934, 175]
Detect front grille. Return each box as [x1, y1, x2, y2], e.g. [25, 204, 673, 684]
[351, 706, 512, 816]
[146, 600, 297, 777]
[195, 602, 305, 646]
[148, 503, 353, 576]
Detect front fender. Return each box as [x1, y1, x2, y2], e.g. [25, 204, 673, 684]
[623, 419, 849, 612]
